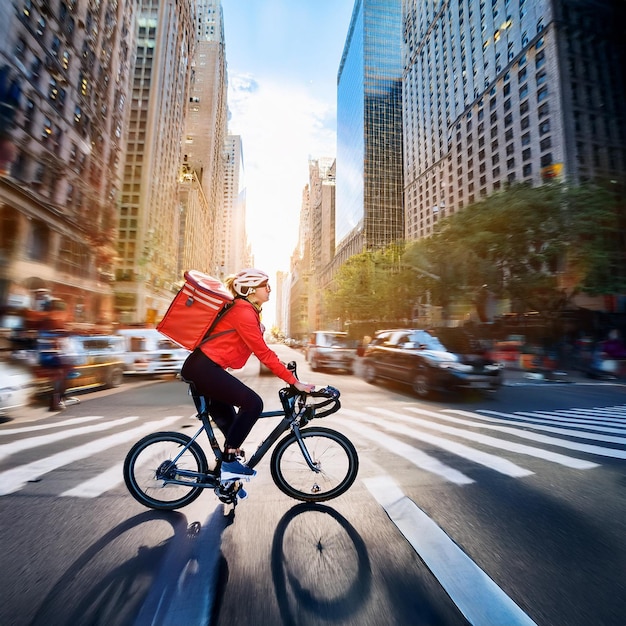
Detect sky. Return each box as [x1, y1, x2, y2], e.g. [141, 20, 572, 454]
[221, 0, 356, 294]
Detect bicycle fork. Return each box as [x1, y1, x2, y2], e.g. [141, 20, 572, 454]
[291, 424, 322, 473]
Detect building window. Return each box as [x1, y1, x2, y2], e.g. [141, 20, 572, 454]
[537, 86, 548, 102]
[504, 113, 513, 127]
[540, 153, 553, 167]
[540, 137, 552, 151]
[539, 120, 550, 135]
[522, 148, 531, 161]
[536, 51, 546, 69]
[521, 116, 530, 129]
[523, 163, 532, 177]
[492, 166, 500, 177]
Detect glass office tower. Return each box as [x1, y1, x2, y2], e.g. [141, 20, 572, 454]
[336, 0, 404, 258]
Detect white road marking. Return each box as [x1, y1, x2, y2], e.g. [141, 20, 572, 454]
[337, 418, 474, 485]
[0, 415, 184, 495]
[60, 462, 125, 498]
[397, 407, 598, 469]
[0, 415, 108, 436]
[0, 416, 140, 461]
[445, 409, 626, 459]
[342, 409, 532, 477]
[365, 475, 538, 626]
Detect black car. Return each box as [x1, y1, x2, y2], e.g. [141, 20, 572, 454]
[362, 328, 503, 398]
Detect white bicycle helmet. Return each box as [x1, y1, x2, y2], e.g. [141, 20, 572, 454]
[232, 268, 269, 297]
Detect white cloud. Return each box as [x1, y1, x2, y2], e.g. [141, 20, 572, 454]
[228, 72, 337, 277]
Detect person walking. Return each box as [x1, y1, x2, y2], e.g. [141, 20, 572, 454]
[181, 268, 314, 482]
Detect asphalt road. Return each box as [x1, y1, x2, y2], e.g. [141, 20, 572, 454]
[0, 346, 625, 626]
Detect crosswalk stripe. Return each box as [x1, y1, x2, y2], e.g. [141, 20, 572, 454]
[556, 406, 626, 420]
[0, 416, 140, 461]
[342, 409, 533, 477]
[0, 415, 184, 496]
[513, 411, 626, 435]
[0, 415, 109, 436]
[336, 418, 474, 485]
[365, 475, 538, 626]
[446, 409, 626, 459]
[60, 463, 124, 498]
[354, 407, 597, 469]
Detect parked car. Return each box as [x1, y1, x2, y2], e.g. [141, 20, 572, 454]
[305, 331, 356, 373]
[0, 358, 34, 414]
[116, 328, 189, 375]
[362, 328, 503, 398]
[35, 334, 126, 397]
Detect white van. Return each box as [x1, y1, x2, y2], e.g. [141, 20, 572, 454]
[116, 329, 189, 375]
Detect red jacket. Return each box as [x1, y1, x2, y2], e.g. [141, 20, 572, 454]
[199, 298, 297, 385]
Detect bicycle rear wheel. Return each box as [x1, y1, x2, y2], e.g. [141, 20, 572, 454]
[270, 427, 359, 502]
[123, 431, 209, 510]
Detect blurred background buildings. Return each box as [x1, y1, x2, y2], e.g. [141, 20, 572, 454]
[0, 0, 624, 339]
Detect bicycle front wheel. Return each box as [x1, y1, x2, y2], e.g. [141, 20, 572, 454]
[123, 431, 209, 510]
[270, 427, 359, 502]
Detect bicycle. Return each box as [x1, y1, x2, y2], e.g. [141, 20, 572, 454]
[123, 362, 359, 509]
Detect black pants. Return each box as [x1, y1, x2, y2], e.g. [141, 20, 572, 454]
[181, 349, 263, 449]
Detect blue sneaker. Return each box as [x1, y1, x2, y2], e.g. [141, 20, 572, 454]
[221, 459, 256, 482]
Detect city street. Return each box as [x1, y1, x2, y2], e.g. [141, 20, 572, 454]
[0, 346, 625, 626]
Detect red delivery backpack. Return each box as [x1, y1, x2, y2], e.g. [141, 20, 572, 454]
[156, 270, 234, 350]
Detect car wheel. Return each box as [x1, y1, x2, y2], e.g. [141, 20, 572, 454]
[108, 368, 124, 388]
[363, 362, 377, 384]
[412, 372, 430, 398]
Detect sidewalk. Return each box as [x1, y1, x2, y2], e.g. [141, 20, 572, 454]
[501, 364, 605, 385]
[0, 378, 163, 423]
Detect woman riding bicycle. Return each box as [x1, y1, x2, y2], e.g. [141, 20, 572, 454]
[180, 268, 315, 482]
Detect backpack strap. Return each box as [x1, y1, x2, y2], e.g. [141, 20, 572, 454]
[199, 328, 235, 345]
[198, 300, 236, 346]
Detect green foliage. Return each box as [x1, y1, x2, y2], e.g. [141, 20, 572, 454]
[403, 182, 623, 313]
[323, 182, 624, 323]
[323, 245, 415, 323]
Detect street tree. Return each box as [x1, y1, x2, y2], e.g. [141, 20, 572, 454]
[403, 182, 622, 317]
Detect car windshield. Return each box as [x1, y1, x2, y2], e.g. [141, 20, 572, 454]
[318, 333, 349, 348]
[407, 331, 446, 351]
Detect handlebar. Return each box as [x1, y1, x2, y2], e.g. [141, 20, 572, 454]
[282, 360, 341, 418]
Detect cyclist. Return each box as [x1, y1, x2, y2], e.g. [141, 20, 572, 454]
[181, 268, 315, 482]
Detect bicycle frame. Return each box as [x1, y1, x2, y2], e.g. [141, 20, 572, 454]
[123, 373, 354, 509]
[161, 386, 319, 487]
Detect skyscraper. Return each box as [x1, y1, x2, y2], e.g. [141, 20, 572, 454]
[220, 134, 249, 276]
[0, 0, 135, 327]
[114, 0, 195, 324]
[180, 0, 229, 277]
[402, 0, 626, 241]
[335, 0, 404, 265]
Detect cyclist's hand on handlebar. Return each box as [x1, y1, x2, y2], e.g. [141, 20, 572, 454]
[294, 380, 315, 394]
